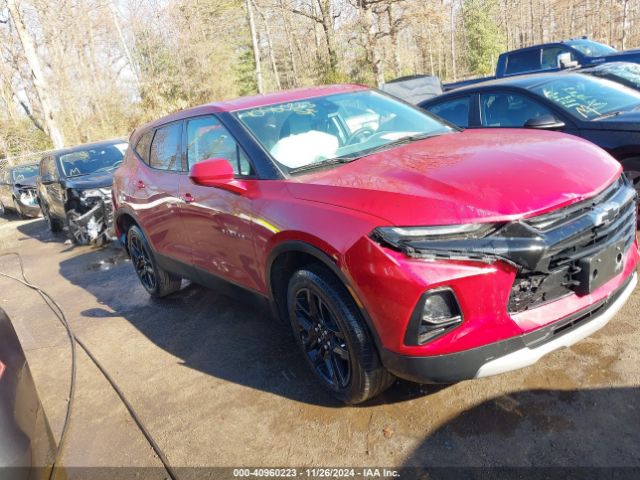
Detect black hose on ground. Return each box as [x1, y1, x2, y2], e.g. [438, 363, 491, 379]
[0, 251, 179, 480]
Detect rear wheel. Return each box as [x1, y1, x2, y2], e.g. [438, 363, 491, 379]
[0, 199, 5, 217]
[287, 264, 394, 404]
[127, 225, 181, 298]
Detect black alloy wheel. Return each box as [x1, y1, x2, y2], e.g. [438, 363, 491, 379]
[293, 287, 351, 389]
[287, 264, 394, 404]
[129, 230, 157, 292]
[126, 225, 181, 297]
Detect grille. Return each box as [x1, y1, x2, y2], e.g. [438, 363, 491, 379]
[508, 176, 637, 313]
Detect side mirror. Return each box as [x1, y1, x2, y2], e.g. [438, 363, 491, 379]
[189, 158, 247, 194]
[557, 52, 579, 69]
[524, 115, 566, 130]
[40, 174, 55, 185]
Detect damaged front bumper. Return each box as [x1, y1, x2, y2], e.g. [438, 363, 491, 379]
[373, 175, 637, 313]
[67, 188, 114, 245]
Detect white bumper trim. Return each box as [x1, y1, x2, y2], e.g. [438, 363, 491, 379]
[475, 272, 637, 378]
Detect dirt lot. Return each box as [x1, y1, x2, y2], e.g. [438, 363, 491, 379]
[1, 215, 639, 473]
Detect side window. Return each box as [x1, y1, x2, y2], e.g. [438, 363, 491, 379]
[149, 123, 182, 171]
[425, 97, 470, 128]
[186, 116, 253, 176]
[134, 130, 153, 164]
[480, 92, 554, 127]
[505, 50, 541, 75]
[541, 47, 574, 70]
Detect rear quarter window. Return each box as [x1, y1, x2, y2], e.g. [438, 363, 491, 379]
[134, 131, 153, 164]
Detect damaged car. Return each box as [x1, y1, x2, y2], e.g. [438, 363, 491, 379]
[0, 163, 40, 218]
[37, 139, 127, 245]
[114, 85, 638, 404]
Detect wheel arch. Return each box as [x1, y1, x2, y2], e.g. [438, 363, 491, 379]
[266, 240, 383, 350]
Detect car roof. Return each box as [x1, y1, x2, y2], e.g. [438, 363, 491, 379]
[134, 84, 370, 136]
[424, 71, 590, 102]
[47, 138, 127, 159]
[8, 162, 39, 172]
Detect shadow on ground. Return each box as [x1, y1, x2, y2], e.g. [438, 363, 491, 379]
[402, 387, 640, 469]
[16, 218, 68, 245]
[57, 242, 445, 407]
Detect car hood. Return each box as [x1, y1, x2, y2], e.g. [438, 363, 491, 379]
[64, 171, 114, 189]
[286, 129, 621, 226]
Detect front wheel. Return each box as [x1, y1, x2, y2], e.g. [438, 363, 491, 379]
[287, 264, 394, 404]
[42, 202, 63, 232]
[127, 225, 181, 298]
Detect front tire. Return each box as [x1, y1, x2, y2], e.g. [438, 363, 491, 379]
[42, 202, 63, 232]
[127, 225, 181, 298]
[287, 264, 394, 404]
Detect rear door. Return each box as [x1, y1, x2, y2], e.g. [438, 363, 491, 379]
[179, 115, 260, 291]
[132, 121, 192, 265]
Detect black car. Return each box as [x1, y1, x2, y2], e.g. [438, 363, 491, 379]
[37, 139, 127, 245]
[582, 61, 640, 91]
[420, 71, 640, 191]
[0, 164, 41, 218]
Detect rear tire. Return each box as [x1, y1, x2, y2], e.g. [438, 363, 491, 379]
[0, 199, 5, 217]
[127, 225, 181, 298]
[287, 264, 394, 404]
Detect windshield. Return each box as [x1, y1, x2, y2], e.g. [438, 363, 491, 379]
[12, 164, 39, 183]
[591, 63, 640, 90]
[531, 74, 640, 120]
[58, 142, 127, 177]
[235, 90, 452, 173]
[567, 39, 617, 57]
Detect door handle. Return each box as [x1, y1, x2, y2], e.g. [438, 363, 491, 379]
[181, 193, 195, 203]
[135, 180, 145, 190]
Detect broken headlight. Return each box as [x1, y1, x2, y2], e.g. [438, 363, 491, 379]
[372, 223, 497, 247]
[79, 188, 109, 200]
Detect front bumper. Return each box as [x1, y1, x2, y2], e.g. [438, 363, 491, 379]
[380, 271, 637, 383]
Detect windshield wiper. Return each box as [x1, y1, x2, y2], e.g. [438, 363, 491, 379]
[289, 156, 357, 174]
[594, 110, 625, 120]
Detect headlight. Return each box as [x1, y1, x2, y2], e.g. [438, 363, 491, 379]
[372, 223, 496, 247]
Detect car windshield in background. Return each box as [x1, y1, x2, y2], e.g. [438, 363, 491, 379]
[593, 63, 640, 89]
[235, 90, 452, 173]
[567, 39, 617, 57]
[12, 164, 39, 182]
[531, 75, 640, 120]
[59, 142, 127, 177]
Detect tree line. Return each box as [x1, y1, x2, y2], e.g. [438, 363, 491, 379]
[1, 0, 639, 161]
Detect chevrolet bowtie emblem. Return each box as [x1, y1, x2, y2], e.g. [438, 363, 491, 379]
[590, 201, 620, 227]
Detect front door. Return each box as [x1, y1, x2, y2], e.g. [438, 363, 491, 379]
[179, 115, 260, 291]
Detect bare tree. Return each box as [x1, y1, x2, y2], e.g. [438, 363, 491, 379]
[7, 0, 64, 148]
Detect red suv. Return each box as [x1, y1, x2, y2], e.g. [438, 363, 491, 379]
[113, 85, 638, 403]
